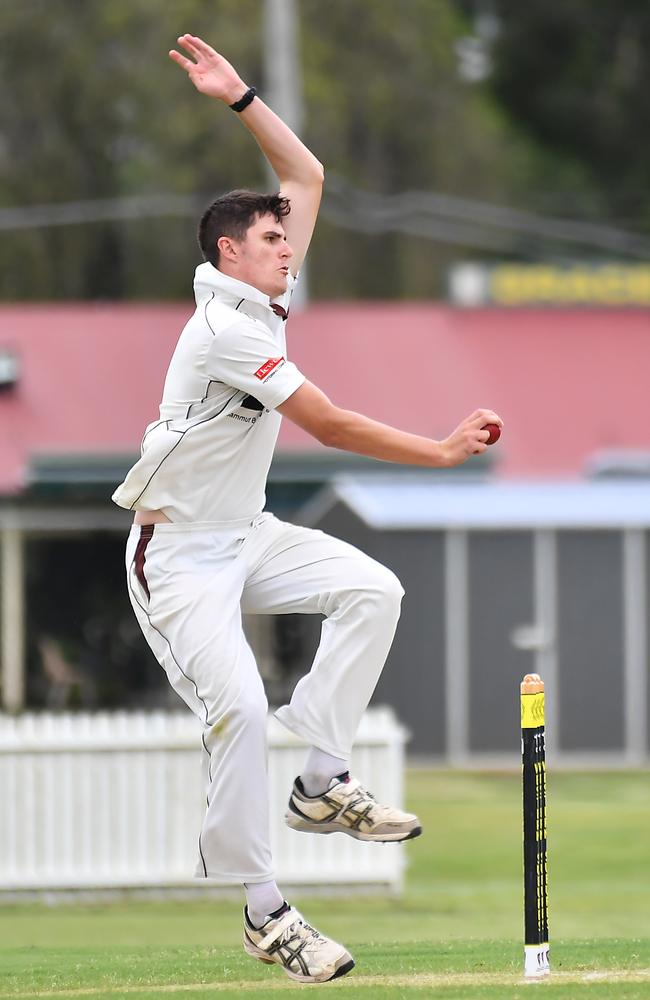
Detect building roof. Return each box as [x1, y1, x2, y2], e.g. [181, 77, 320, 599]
[0, 300, 649, 495]
[305, 475, 650, 530]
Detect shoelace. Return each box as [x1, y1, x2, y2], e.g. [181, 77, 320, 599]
[337, 780, 377, 805]
[279, 915, 323, 954]
[330, 782, 379, 824]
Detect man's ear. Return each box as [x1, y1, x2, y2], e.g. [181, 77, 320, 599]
[217, 235, 239, 262]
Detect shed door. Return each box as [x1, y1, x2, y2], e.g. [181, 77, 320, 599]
[557, 531, 624, 752]
[467, 531, 535, 753]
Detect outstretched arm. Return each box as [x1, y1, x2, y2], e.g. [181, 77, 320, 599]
[278, 381, 504, 468]
[169, 34, 323, 274]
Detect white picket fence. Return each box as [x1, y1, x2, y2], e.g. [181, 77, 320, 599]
[0, 708, 408, 895]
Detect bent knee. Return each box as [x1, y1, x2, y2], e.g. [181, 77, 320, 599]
[381, 567, 405, 610]
[214, 676, 268, 735]
[362, 562, 404, 616]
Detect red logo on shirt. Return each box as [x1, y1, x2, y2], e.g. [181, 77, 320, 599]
[254, 357, 284, 380]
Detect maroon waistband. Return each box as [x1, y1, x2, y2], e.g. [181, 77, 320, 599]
[134, 524, 154, 600]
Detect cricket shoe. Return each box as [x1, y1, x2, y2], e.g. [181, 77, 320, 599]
[285, 772, 422, 842]
[243, 902, 354, 984]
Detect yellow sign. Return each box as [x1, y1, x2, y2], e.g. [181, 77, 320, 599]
[491, 264, 650, 306]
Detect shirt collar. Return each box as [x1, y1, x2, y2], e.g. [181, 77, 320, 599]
[193, 262, 293, 314]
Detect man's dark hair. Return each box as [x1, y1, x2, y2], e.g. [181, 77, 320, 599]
[198, 189, 291, 266]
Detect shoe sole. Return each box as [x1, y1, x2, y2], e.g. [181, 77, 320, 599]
[285, 811, 422, 843]
[243, 938, 355, 983]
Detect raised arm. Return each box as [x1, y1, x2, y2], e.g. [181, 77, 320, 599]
[169, 34, 323, 274]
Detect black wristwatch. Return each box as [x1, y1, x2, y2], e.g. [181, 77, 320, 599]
[229, 87, 257, 113]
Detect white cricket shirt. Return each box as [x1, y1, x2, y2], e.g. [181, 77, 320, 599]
[112, 263, 305, 522]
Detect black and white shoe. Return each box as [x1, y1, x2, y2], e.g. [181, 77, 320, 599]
[243, 902, 354, 984]
[286, 772, 422, 842]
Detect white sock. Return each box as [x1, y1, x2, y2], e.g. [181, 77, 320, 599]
[300, 747, 348, 797]
[244, 879, 285, 929]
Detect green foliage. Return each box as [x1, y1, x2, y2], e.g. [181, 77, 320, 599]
[0, 0, 264, 299]
[491, 1, 650, 224]
[301, 0, 531, 299]
[3, 2, 648, 300]
[0, 0, 528, 300]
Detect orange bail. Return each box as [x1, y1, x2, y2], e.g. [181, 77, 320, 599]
[521, 673, 544, 695]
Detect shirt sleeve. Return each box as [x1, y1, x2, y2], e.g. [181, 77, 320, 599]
[204, 317, 305, 410]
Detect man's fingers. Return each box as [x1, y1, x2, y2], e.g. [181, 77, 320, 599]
[169, 49, 195, 71]
[177, 34, 203, 58]
[478, 409, 502, 425]
[186, 34, 217, 57]
[468, 409, 503, 428]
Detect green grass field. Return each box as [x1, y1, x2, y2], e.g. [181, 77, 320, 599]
[1, 770, 649, 999]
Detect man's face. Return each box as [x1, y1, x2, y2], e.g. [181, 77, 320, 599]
[225, 213, 294, 298]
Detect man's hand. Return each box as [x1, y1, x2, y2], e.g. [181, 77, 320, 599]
[439, 409, 504, 467]
[169, 34, 248, 105]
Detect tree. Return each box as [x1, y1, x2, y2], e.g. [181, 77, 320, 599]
[301, 0, 532, 297]
[0, 0, 531, 300]
[0, 0, 264, 299]
[491, 1, 650, 228]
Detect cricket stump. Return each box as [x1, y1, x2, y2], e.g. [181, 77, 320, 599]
[521, 673, 550, 977]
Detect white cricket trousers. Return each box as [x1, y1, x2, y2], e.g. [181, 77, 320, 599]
[125, 512, 404, 884]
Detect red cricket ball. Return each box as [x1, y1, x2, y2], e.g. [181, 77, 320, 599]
[483, 423, 501, 446]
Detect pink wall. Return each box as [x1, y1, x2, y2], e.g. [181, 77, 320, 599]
[0, 301, 648, 492]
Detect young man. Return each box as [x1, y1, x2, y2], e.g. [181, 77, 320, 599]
[113, 34, 502, 985]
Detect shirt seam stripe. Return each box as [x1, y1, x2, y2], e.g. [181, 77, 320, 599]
[129, 391, 239, 509]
